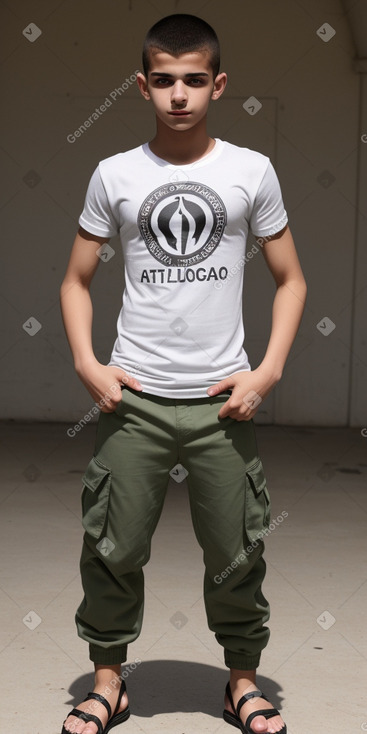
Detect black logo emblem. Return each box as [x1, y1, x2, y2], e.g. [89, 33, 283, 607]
[138, 182, 227, 267]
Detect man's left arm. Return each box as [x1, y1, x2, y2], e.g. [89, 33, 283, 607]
[207, 225, 307, 420]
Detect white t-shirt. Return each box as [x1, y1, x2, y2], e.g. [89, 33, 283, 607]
[79, 138, 288, 398]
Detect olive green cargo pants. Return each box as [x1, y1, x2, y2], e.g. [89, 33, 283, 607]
[75, 387, 272, 670]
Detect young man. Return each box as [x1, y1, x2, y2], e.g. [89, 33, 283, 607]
[60, 13, 306, 734]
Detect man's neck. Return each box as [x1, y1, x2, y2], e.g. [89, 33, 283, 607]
[148, 119, 215, 165]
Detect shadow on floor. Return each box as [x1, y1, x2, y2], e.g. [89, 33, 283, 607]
[64, 659, 286, 718]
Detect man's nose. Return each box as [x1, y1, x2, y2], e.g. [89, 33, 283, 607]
[171, 80, 187, 105]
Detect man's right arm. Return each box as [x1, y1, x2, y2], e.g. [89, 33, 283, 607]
[60, 226, 142, 412]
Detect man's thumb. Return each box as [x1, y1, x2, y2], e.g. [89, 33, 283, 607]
[207, 378, 231, 396]
[116, 369, 142, 391]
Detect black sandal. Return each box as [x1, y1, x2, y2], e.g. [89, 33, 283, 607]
[61, 678, 130, 734]
[223, 681, 286, 733]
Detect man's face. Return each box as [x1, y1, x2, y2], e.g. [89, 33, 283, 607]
[138, 50, 225, 131]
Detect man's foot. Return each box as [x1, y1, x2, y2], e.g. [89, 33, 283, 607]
[226, 670, 286, 734]
[62, 665, 128, 734]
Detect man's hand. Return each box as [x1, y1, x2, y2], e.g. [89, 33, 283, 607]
[77, 359, 142, 413]
[207, 368, 279, 421]
[206, 226, 307, 422]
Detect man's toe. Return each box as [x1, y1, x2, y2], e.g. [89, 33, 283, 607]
[63, 717, 84, 734]
[250, 713, 285, 733]
[250, 715, 269, 732]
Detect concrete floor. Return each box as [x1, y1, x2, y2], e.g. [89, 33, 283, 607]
[1, 421, 366, 734]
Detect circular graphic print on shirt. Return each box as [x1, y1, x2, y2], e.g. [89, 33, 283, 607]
[138, 182, 227, 267]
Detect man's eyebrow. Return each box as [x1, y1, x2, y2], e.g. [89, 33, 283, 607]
[150, 72, 209, 78]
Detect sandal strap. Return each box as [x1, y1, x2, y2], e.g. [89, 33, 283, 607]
[84, 691, 112, 719]
[236, 689, 269, 717]
[66, 708, 104, 734]
[246, 706, 281, 730]
[225, 682, 236, 714]
[224, 682, 283, 733]
[66, 679, 127, 729]
[113, 679, 127, 716]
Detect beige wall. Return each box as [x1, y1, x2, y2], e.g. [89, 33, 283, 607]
[1, 0, 365, 425]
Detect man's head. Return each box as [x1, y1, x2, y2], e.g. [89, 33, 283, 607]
[142, 14, 220, 80]
[137, 14, 226, 134]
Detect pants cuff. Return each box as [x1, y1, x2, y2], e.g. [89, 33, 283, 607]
[89, 643, 128, 664]
[224, 650, 261, 670]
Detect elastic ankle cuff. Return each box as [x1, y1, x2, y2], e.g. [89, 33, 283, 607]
[89, 644, 127, 664]
[224, 650, 261, 670]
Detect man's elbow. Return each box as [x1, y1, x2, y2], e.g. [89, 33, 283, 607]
[281, 273, 307, 304]
[293, 274, 307, 305]
[299, 274, 307, 301]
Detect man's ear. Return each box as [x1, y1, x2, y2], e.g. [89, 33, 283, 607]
[211, 72, 227, 101]
[136, 72, 150, 100]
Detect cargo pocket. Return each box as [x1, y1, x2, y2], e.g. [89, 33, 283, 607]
[244, 459, 271, 544]
[81, 456, 112, 539]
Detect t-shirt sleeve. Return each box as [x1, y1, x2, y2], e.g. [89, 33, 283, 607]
[79, 165, 119, 238]
[249, 160, 288, 237]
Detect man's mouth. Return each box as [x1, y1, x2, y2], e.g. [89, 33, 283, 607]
[168, 110, 191, 116]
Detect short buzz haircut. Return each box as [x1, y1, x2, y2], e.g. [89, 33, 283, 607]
[142, 14, 220, 79]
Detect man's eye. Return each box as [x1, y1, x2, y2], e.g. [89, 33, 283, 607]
[152, 77, 205, 86]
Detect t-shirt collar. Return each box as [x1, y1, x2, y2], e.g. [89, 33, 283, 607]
[142, 138, 224, 170]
